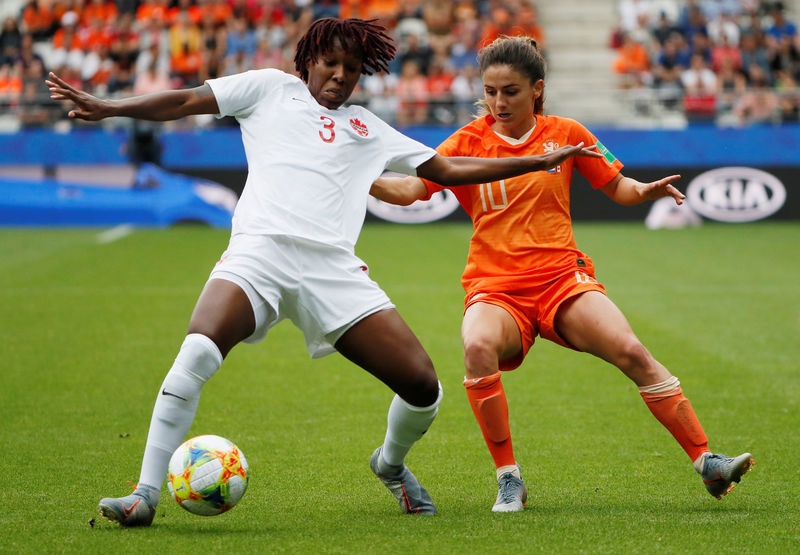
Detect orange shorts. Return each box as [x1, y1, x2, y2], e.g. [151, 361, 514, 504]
[464, 257, 606, 371]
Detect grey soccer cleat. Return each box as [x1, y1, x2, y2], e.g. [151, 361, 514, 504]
[492, 470, 527, 512]
[370, 447, 437, 515]
[697, 452, 754, 499]
[98, 485, 158, 527]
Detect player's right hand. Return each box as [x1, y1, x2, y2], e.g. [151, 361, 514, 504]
[557, 142, 602, 161]
[46, 72, 109, 121]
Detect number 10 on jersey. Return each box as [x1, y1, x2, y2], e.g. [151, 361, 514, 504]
[479, 181, 508, 211]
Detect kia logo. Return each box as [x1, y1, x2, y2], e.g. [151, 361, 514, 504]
[367, 190, 461, 224]
[686, 167, 786, 222]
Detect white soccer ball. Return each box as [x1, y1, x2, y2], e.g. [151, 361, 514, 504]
[166, 434, 249, 516]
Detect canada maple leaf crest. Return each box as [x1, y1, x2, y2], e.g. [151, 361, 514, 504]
[349, 118, 368, 137]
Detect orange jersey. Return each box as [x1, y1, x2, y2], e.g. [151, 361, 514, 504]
[423, 114, 623, 293]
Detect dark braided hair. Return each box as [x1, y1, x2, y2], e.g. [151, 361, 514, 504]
[294, 18, 396, 82]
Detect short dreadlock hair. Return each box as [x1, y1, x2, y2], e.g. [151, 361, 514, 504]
[294, 18, 396, 82]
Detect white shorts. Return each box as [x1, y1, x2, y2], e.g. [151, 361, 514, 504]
[208, 233, 394, 358]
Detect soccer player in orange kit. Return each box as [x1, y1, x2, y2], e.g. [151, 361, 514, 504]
[371, 36, 753, 512]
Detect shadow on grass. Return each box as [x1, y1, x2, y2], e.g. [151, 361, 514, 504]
[154, 523, 279, 535]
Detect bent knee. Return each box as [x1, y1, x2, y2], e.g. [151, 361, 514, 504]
[400, 363, 440, 407]
[186, 325, 229, 356]
[463, 336, 501, 377]
[614, 337, 655, 373]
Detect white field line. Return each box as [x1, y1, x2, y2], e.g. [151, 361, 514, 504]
[96, 224, 134, 244]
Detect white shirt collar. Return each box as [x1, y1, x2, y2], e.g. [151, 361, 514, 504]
[492, 121, 536, 145]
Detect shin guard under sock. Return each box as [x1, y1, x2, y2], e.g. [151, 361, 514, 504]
[380, 381, 443, 468]
[137, 334, 223, 497]
[639, 376, 709, 462]
[464, 372, 516, 469]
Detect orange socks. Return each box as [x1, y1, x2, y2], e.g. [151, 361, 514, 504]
[464, 372, 516, 469]
[639, 376, 709, 462]
[465, 372, 709, 469]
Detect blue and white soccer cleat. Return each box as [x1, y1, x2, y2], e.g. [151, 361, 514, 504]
[696, 452, 754, 499]
[369, 447, 437, 515]
[98, 485, 158, 527]
[492, 470, 527, 512]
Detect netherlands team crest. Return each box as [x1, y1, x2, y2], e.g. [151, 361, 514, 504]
[350, 118, 368, 136]
[542, 139, 562, 174]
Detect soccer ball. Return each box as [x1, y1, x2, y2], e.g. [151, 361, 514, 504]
[167, 434, 249, 516]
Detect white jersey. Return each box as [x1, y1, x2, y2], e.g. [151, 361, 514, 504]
[206, 69, 436, 250]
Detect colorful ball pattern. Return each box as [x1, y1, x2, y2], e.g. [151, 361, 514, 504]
[167, 435, 249, 516]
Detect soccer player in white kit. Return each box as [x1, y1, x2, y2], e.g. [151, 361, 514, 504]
[46, 18, 600, 526]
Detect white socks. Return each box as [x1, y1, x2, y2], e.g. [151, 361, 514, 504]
[380, 382, 443, 468]
[137, 339, 441, 498]
[137, 334, 222, 499]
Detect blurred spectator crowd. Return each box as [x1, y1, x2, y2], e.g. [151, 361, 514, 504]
[612, 0, 800, 125]
[3, 0, 796, 130]
[0, 0, 546, 129]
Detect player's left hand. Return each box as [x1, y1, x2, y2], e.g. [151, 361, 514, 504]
[638, 175, 684, 205]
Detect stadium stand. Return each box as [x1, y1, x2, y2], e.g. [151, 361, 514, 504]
[538, 1, 622, 125]
[599, 0, 800, 127]
[0, 0, 799, 130]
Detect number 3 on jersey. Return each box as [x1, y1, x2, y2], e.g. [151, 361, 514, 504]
[319, 116, 335, 143]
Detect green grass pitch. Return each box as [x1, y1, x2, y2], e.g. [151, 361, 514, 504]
[1, 222, 798, 553]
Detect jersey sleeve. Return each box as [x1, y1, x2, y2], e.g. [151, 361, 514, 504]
[205, 69, 285, 119]
[419, 133, 463, 201]
[569, 120, 624, 189]
[371, 115, 437, 176]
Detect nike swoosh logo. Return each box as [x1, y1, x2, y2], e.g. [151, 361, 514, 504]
[291, 97, 307, 103]
[161, 388, 187, 401]
[122, 499, 140, 517]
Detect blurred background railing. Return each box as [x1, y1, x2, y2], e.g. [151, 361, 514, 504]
[3, 86, 800, 132]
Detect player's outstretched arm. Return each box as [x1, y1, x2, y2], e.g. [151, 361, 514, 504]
[601, 173, 684, 206]
[415, 143, 601, 187]
[46, 72, 220, 122]
[370, 175, 427, 205]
